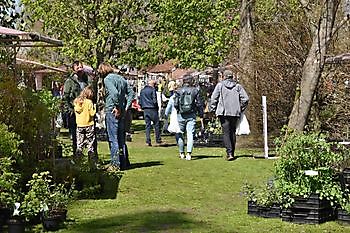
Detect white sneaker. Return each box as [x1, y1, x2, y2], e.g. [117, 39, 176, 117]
[186, 154, 191, 161]
[179, 153, 185, 159]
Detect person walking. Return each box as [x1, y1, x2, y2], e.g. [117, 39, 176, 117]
[209, 70, 249, 161]
[97, 63, 134, 170]
[173, 75, 204, 160]
[139, 79, 162, 146]
[63, 61, 88, 156]
[73, 85, 97, 168]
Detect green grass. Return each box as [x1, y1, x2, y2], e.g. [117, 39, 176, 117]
[58, 121, 349, 232]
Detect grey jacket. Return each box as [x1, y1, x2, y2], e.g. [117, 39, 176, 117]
[209, 79, 249, 117]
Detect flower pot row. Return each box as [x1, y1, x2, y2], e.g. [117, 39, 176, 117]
[247, 201, 281, 218]
[0, 209, 68, 233]
[248, 194, 350, 224]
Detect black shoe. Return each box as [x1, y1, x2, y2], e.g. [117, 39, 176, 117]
[146, 143, 152, 146]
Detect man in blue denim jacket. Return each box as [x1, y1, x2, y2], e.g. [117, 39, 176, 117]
[97, 63, 134, 169]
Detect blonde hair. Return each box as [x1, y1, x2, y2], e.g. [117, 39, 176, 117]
[97, 62, 114, 76]
[74, 85, 94, 105]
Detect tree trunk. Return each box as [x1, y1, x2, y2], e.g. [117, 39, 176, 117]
[239, 0, 257, 134]
[288, 1, 339, 131]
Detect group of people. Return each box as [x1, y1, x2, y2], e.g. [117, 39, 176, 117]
[62, 61, 133, 170]
[62, 60, 249, 171]
[139, 70, 249, 161]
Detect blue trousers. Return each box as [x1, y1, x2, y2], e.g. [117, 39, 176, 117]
[143, 108, 161, 144]
[105, 111, 125, 166]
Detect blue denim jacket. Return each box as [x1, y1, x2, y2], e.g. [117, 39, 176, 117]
[104, 73, 134, 112]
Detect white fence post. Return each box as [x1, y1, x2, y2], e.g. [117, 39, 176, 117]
[262, 96, 268, 159]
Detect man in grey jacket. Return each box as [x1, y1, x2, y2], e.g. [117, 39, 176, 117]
[209, 70, 249, 161]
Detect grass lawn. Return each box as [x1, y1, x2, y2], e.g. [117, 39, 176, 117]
[59, 120, 349, 233]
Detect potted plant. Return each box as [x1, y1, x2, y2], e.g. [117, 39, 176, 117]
[44, 181, 75, 219]
[274, 129, 347, 224]
[19, 171, 51, 225]
[0, 157, 20, 227]
[337, 202, 350, 224]
[0, 123, 22, 229]
[243, 181, 282, 218]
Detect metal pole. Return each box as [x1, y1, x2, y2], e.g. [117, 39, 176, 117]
[262, 96, 268, 159]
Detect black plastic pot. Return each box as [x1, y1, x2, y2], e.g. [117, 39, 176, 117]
[48, 209, 68, 222]
[337, 209, 350, 224]
[42, 215, 62, 231]
[281, 194, 335, 224]
[247, 201, 281, 218]
[7, 217, 25, 233]
[0, 207, 11, 226]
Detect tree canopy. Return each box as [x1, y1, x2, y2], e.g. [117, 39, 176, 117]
[21, 0, 239, 69]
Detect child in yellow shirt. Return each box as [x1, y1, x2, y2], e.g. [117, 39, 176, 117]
[74, 86, 97, 165]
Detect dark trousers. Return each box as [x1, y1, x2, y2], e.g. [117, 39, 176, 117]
[143, 108, 161, 144]
[67, 113, 77, 156]
[219, 116, 240, 155]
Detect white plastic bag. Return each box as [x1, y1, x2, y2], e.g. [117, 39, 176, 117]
[236, 113, 250, 135]
[167, 108, 182, 133]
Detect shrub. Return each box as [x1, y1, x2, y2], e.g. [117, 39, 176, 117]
[0, 157, 20, 208]
[274, 128, 348, 207]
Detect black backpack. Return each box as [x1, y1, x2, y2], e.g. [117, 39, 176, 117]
[175, 89, 195, 114]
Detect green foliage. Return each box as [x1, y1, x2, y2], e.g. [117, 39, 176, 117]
[0, 79, 53, 165]
[0, 0, 24, 28]
[0, 123, 22, 159]
[148, 0, 239, 69]
[34, 89, 62, 117]
[207, 118, 222, 134]
[46, 182, 76, 212]
[20, 171, 75, 220]
[22, 0, 150, 67]
[20, 171, 52, 220]
[274, 128, 347, 207]
[0, 157, 20, 208]
[22, 0, 239, 69]
[0, 0, 25, 65]
[242, 180, 282, 207]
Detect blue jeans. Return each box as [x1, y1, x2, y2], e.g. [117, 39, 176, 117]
[143, 108, 161, 144]
[105, 111, 125, 166]
[176, 115, 196, 154]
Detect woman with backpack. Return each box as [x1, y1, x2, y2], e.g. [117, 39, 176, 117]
[171, 75, 204, 161]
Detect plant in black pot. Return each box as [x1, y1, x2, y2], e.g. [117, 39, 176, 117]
[338, 202, 350, 224]
[0, 123, 22, 230]
[41, 181, 75, 231]
[0, 157, 20, 230]
[243, 180, 282, 219]
[274, 128, 348, 224]
[19, 171, 51, 225]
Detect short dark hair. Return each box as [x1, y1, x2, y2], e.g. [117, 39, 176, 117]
[72, 60, 82, 69]
[182, 74, 193, 84]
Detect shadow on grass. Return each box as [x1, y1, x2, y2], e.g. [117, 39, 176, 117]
[192, 155, 222, 160]
[127, 161, 163, 170]
[153, 143, 177, 147]
[68, 210, 208, 233]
